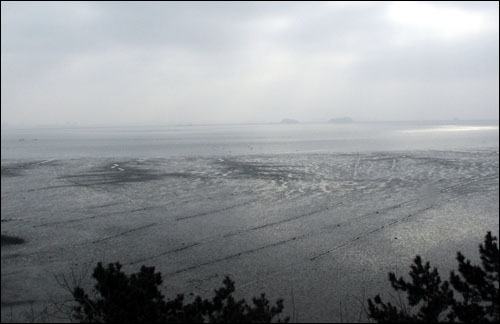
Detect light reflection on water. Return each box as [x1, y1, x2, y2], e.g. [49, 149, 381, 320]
[1, 121, 499, 159]
[400, 125, 499, 133]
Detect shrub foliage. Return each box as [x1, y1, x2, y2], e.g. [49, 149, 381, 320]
[71, 263, 288, 323]
[368, 231, 499, 323]
[69, 231, 498, 323]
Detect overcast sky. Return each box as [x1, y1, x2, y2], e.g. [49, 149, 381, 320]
[1, 1, 499, 126]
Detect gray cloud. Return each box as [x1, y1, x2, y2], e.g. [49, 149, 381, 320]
[1, 1, 498, 125]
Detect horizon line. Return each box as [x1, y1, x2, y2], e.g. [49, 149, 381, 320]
[1, 118, 499, 129]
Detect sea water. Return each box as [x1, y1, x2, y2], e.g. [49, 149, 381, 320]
[1, 121, 498, 322]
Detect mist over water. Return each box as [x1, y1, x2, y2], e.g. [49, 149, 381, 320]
[2, 1, 499, 322]
[2, 121, 498, 160]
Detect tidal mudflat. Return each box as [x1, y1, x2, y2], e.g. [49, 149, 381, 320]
[1, 148, 498, 322]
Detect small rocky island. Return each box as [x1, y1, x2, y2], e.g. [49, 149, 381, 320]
[280, 118, 300, 124]
[328, 117, 353, 123]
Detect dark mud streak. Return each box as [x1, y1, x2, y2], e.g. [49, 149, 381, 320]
[87, 202, 123, 209]
[34, 192, 260, 227]
[60, 164, 168, 187]
[63, 179, 110, 193]
[1, 160, 58, 178]
[175, 199, 260, 221]
[33, 206, 159, 227]
[169, 179, 493, 275]
[92, 223, 157, 244]
[239, 195, 473, 286]
[439, 176, 499, 193]
[309, 189, 481, 261]
[25, 184, 78, 192]
[223, 202, 343, 238]
[346, 199, 419, 223]
[1, 235, 25, 246]
[169, 235, 305, 275]
[158, 200, 421, 275]
[129, 242, 201, 265]
[151, 187, 258, 211]
[1, 167, 22, 177]
[61, 159, 202, 189]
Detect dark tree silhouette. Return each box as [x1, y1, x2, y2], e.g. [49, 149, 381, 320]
[368, 232, 499, 323]
[69, 231, 498, 323]
[71, 262, 288, 323]
[449, 232, 499, 323]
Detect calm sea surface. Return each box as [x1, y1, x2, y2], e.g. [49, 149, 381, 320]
[1, 121, 498, 159]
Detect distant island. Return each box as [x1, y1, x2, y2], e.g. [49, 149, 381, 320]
[280, 118, 300, 124]
[328, 117, 353, 123]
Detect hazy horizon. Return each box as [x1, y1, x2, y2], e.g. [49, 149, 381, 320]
[1, 2, 499, 126]
[1, 3, 499, 322]
[1, 118, 499, 129]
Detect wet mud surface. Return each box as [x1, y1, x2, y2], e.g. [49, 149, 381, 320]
[1, 150, 499, 322]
